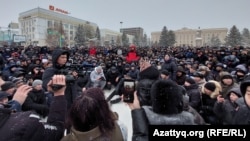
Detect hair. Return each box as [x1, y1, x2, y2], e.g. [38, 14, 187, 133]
[66, 87, 116, 136]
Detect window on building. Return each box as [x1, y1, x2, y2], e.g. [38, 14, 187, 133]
[64, 24, 69, 29]
[32, 27, 35, 32]
[54, 22, 59, 28]
[48, 21, 52, 28]
[70, 25, 73, 29]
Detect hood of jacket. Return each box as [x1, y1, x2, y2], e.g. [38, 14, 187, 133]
[52, 49, 69, 69]
[226, 87, 242, 99]
[139, 66, 159, 80]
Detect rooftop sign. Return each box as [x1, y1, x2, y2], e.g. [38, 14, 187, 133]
[49, 5, 69, 14]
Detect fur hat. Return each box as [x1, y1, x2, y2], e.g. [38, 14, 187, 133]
[150, 79, 184, 115]
[1, 81, 15, 91]
[32, 79, 43, 87]
[201, 80, 221, 99]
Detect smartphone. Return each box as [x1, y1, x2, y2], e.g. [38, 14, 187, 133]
[123, 79, 135, 103]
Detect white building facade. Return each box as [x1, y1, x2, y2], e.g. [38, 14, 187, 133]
[18, 7, 98, 47]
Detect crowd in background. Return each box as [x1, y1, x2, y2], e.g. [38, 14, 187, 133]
[1, 44, 250, 140]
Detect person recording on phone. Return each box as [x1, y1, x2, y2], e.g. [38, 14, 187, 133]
[124, 80, 196, 141]
[90, 66, 106, 89]
[42, 49, 80, 109]
[0, 75, 67, 141]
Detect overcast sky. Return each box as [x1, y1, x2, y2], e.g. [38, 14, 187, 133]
[0, 0, 249, 36]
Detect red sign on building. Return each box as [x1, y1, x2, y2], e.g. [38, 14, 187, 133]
[49, 5, 69, 14]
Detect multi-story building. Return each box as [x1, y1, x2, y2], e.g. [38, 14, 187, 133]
[120, 27, 144, 46]
[0, 23, 19, 46]
[18, 6, 98, 47]
[100, 29, 134, 46]
[151, 27, 228, 47]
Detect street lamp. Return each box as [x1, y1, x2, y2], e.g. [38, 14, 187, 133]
[120, 21, 123, 33]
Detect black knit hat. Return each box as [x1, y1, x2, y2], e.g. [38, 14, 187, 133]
[1, 81, 15, 91]
[204, 82, 216, 92]
[161, 70, 170, 76]
[185, 77, 196, 84]
[0, 91, 9, 100]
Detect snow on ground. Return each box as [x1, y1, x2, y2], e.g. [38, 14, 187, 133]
[104, 88, 132, 141]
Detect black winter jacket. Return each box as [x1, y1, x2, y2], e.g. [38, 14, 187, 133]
[185, 84, 201, 111]
[137, 66, 159, 106]
[22, 89, 49, 117]
[131, 106, 195, 141]
[42, 49, 80, 109]
[0, 96, 67, 141]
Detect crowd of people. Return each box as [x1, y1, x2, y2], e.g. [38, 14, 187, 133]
[0, 43, 250, 140]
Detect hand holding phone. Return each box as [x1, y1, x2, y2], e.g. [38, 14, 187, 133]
[217, 95, 225, 103]
[123, 79, 135, 103]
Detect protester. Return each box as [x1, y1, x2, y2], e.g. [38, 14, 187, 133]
[233, 79, 250, 124]
[137, 57, 160, 106]
[62, 87, 127, 141]
[0, 75, 67, 141]
[22, 79, 49, 117]
[126, 79, 195, 141]
[90, 66, 107, 89]
[213, 87, 242, 125]
[161, 53, 177, 81]
[42, 49, 81, 109]
[200, 80, 222, 124]
[184, 77, 201, 111]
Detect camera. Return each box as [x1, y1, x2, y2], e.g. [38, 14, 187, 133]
[55, 62, 93, 83]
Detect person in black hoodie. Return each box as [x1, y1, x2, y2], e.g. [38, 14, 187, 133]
[137, 57, 160, 106]
[42, 49, 80, 109]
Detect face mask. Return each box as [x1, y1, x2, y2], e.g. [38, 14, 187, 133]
[237, 75, 244, 80]
[157, 65, 162, 70]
